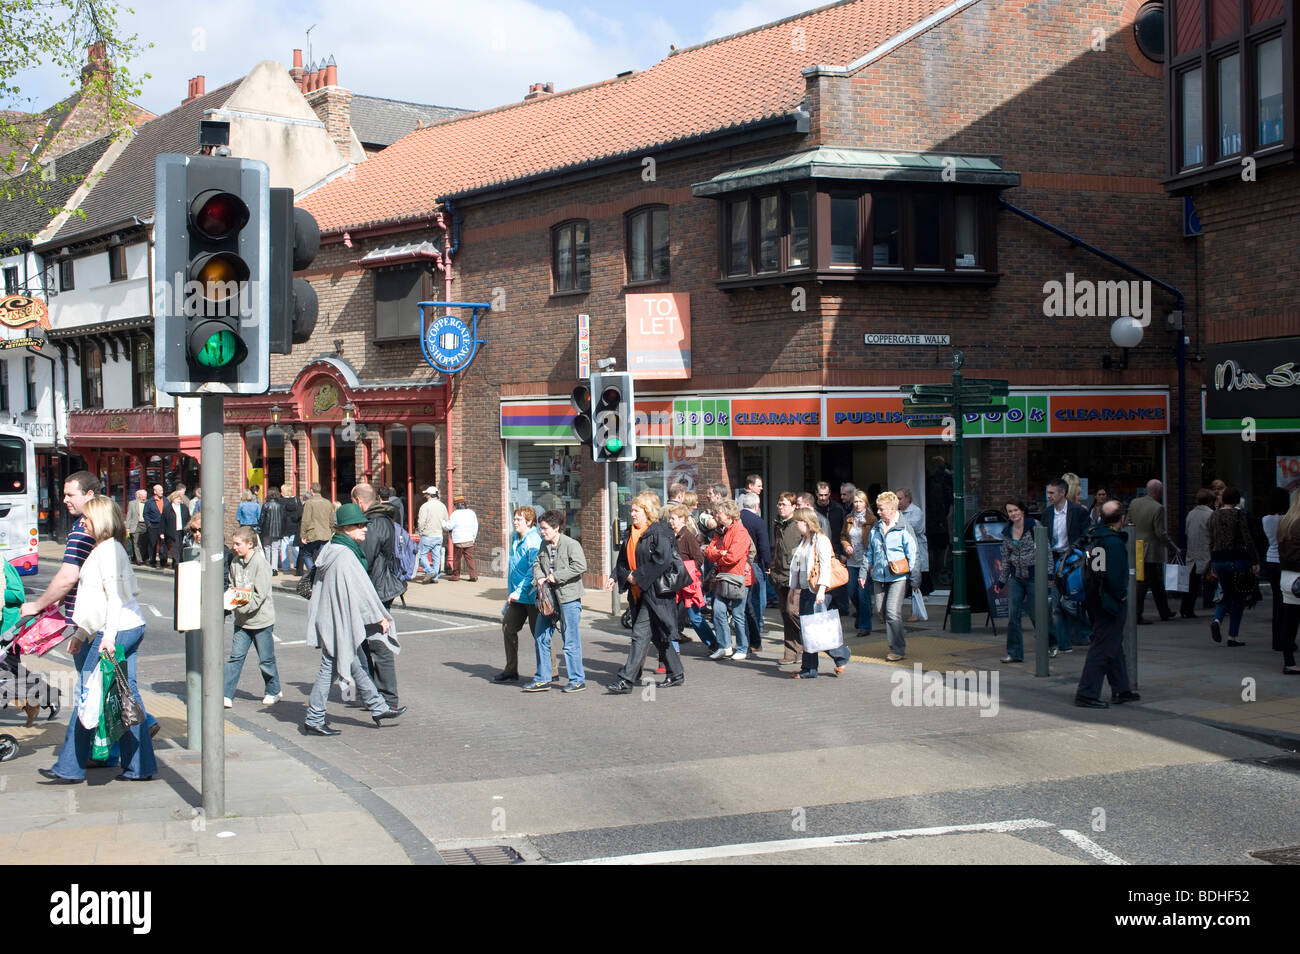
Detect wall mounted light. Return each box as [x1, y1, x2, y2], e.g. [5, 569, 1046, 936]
[1102, 316, 1144, 370]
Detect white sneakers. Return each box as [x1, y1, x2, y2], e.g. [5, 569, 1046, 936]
[262, 692, 282, 706]
[731, 651, 748, 661]
[223, 697, 233, 709]
[708, 647, 733, 660]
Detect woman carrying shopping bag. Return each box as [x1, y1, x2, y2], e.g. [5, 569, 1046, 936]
[788, 506, 850, 679]
[867, 491, 920, 663]
[841, 490, 876, 638]
[40, 496, 156, 784]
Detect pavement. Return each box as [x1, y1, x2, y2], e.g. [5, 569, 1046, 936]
[2, 540, 1295, 864]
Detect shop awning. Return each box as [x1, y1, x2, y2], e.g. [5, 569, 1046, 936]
[692, 147, 1020, 197]
[354, 240, 442, 270]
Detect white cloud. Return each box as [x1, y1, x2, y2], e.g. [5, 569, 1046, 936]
[701, 0, 821, 42]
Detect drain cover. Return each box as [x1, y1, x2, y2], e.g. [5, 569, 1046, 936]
[440, 845, 524, 865]
[1249, 845, 1300, 864]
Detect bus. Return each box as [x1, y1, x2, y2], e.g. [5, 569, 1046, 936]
[0, 426, 38, 575]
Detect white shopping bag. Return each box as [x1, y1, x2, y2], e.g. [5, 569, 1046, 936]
[800, 606, 844, 653]
[1283, 570, 1300, 606]
[1164, 559, 1190, 593]
[911, 590, 929, 621]
[78, 655, 105, 730]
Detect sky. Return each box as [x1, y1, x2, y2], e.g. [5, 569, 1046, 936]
[16, 0, 823, 116]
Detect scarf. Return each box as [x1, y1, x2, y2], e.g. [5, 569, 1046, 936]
[331, 531, 367, 572]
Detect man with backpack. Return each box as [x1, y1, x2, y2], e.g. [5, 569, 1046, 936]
[1045, 477, 1091, 656]
[1076, 499, 1140, 708]
[350, 483, 406, 710]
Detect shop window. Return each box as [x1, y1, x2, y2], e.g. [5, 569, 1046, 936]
[1165, 1, 1292, 184]
[80, 341, 103, 410]
[508, 442, 583, 541]
[626, 205, 668, 284]
[108, 244, 128, 283]
[0, 361, 8, 412]
[59, 259, 74, 292]
[132, 335, 154, 406]
[374, 267, 428, 343]
[23, 357, 35, 411]
[3, 267, 16, 295]
[551, 219, 590, 293]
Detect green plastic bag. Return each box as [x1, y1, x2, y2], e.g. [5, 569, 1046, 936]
[90, 647, 126, 761]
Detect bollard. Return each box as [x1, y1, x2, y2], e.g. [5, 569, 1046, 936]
[1034, 524, 1050, 677]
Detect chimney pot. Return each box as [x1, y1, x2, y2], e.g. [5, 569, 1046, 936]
[194, 75, 205, 97]
[325, 63, 338, 87]
[293, 48, 303, 68]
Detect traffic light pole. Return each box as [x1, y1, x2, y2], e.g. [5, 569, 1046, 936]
[200, 395, 225, 819]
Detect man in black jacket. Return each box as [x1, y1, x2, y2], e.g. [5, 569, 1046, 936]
[279, 484, 302, 574]
[1076, 500, 1139, 708]
[1045, 477, 1091, 655]
[351, 483, 406, 709]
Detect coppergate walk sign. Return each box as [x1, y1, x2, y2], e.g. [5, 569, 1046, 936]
[864, 333, 951, 346]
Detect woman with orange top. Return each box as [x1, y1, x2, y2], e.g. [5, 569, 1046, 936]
[604, 492, 683, 693]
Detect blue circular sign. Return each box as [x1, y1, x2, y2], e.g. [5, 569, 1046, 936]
[425, 315, 474, 372]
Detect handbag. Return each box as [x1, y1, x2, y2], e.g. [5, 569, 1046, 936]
[799, 604, 844, 653]
[654, 549, 690, 598]
[810, 548, 849, 590]
[296, 565, 316, 599]
[91, 649, 126, 762]
[888, 557, 911, 576]
[111, 652, 145, 728]
[1164, 556, 1190, 593]
[1283, 569, 1300, 606]
[12, 606, 72, 656]
[715, 572, 746, 602]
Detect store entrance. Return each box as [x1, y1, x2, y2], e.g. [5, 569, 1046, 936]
[311, 426, 357, 503]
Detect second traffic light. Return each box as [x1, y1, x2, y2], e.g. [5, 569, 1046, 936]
[592, 371, 636, 463]
[269, 187, 320, 354]
[155, 153, 269, 395]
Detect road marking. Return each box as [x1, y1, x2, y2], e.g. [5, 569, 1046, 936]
[565, 818, 1056, 865]
[144, 603, 163, 618]
[276, 639, 308, 646]
[1058, 829, 1129, 865]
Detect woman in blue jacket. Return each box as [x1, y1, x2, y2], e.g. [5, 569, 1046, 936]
[235, 490, 262, 534]
[867, 491, 919, 662]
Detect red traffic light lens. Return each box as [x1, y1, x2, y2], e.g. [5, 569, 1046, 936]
[570, 385, 591, 415]
[190, 190, 250, 240]
[600, 387, 622, 408]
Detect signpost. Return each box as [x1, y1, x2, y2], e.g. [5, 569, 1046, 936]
[901, 350, 1010, 634]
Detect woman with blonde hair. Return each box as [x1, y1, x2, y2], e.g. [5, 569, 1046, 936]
[1062, 473, 1083, 506]
[604, 492, 684, 692]
[41, 496, 156, 783]
[788, 505, 851, 678]
[867, 490, 920, 662]
[841, 490, 877, 638]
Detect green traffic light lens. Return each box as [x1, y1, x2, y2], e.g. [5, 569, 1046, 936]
[196, 329, 240, 368]
[604, 438, 624, 455]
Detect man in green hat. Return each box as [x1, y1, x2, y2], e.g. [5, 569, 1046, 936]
[302, 503, 406, 736]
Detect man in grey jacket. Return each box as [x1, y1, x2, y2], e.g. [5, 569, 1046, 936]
[223, 527, 282, 708]
[1128, 479, 1183, 624]
[526, 509, 588, 692]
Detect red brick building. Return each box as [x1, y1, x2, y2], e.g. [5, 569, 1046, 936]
[287, 0, 1201, 582]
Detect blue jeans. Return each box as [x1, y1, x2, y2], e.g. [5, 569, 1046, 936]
[417, 535, 443, 578]
[1006, 576, 1036, 661]
[685, 604, 716, 647]
[300, 540, 324, 574]
[1048, 575, 1079, 651]
[798, 588, 851, 675]
[273, 535, 297, 572]
[848, 564, 873, 633]
[1212, 559, 1250, 638]
[534, 600, 585, 684]
[713, 591, 749, 653]
[52, 625, 156, 781]
[746, 570, 767, 640]
[223, 624, 281, 699]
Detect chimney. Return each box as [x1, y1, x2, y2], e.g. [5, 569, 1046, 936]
[182, 75, 206, 106]
[80, 41, 111, 90]
[523, 81, 555, 101]
[290, 49, 305, 91]
[304, 55, 353, 162]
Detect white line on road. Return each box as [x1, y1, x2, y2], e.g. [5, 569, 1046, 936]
[565, 818, 1056, 865]
[143, 603, 163, 618]
[276, 639, 307, 646]
[1058, 829, 1129, 865]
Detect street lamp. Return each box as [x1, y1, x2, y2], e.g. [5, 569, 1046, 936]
[1102, 317, 1144, 370]
[269, 403, 281, 426]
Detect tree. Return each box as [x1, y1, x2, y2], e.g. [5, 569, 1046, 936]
[1, 0, 149, 239]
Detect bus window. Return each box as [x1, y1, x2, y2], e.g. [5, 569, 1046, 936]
[0, 437, 25, 493]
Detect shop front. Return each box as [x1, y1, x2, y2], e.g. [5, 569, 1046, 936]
[225, 358, 447, 528]
[1203, 336, 1300, 510]
[67, 407, 201, 515]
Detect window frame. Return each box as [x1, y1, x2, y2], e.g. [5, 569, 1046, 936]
[1165, 0, 1293, 185]
[79, 340, 103, 410]
[108, 244, 128, 283]
[720, 188, 817, 279]
[2, 266, 17, 296]
[0, 360, 8, 413]
[23, 357, 35, 412]
[624, 205, 669, 286]
[58, 258, 74, 292]
[132, 334, 155, 407]
[550, 219, 591, 295]
[372, 266, 432, 345]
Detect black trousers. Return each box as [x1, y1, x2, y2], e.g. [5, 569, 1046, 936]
[1136, 561, 1171, 619]
[618, 604, 682, 683]
[501, 601, 541, 676]
[1076, 601, 1130, 702]
[360, 598, 399, 708]
[1179, 567, 1204, 617]
[146, 526, 164, 566]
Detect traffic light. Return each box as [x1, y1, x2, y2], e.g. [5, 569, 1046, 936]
[154, 153, 269, 395]
[570, 381, 593, 448]
[268, 187, 320, 354]
[592, 371, 635, 462]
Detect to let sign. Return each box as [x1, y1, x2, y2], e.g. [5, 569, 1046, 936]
[626, 293, 690, 379]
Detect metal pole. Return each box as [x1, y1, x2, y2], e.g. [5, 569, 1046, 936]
[1033, 523, 1050, 677]
[185, 629, 201, 749]
[1125, 524, 1138, 689]
[949, 352, 970, 633]
[200, 395, 225, 818]
[608, 465, 619, 616]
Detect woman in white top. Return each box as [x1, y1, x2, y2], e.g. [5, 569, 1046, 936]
[788, 506, 851, 679]
[1263, 487, 1290, 654]
[42, 496, 156, 784]
[840, 490, 876, 638]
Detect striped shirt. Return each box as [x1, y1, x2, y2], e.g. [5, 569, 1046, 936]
[62, 516, 95, 615]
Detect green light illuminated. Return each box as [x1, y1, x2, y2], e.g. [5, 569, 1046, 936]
[196, 329, 239, 368]
[603, 438, 624, 455]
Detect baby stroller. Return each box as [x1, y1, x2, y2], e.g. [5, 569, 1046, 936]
[0, 610, 66, 762]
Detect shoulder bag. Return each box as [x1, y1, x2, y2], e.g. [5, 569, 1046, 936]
[810, 545, 849, 590]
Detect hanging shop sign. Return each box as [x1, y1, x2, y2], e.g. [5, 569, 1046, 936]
[626, 293, 691, 380]
[419, 301, 489, 375]
[0, 295, 50, 331]
[1204, 337, 1300, 432]
[577, 314, 590, 379]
